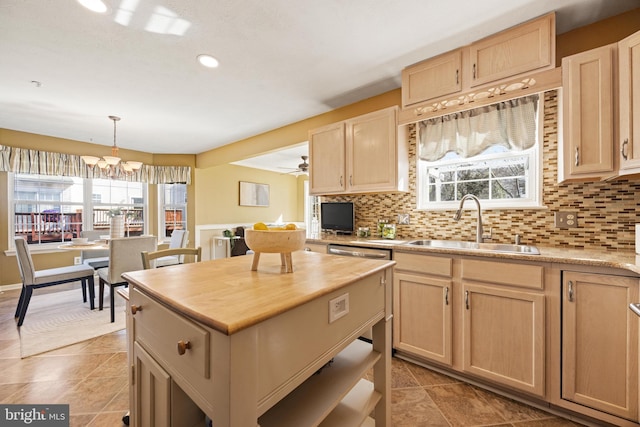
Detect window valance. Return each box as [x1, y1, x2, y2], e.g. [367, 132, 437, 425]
[418, 94, 539, 162]
[0, 145, 191, 184]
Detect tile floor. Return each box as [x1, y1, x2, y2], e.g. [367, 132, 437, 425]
[0, 286, 587, 427]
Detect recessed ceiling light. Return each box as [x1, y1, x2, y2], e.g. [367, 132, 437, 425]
[197, 54, 219, 68]
[77, 0, 108, 13]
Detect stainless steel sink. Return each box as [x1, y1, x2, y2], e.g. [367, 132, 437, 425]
[406, 239, 540, 255]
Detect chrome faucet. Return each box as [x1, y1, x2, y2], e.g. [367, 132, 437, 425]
[453, 194, 484, 243]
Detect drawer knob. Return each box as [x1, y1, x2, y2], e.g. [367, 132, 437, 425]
[177, 340, 191, 355]
[131, 305, 142, 315]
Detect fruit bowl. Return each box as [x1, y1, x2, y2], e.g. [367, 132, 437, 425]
[244, 229, 306, 273]
[245, 229, 306, 253]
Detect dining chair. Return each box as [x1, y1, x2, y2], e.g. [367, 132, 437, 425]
[80, 230, 109, 269]
[154, 230, 189, 267]
[141, 247, 202, 269]
[96, 235, 157, 322]
[13, 237, 96, 327]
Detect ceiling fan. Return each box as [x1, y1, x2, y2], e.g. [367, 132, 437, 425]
[280, 155, 309, 175]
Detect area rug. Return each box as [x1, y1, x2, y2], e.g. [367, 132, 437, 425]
[18, 287, 125, 358]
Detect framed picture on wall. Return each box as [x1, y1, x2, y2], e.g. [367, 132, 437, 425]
[239, 181, 270, 207]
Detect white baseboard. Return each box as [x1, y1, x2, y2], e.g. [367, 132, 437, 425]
[0, 283, 22, 292]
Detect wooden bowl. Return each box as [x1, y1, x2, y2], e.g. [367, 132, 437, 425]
[244, 229, 306, 273]
[244, 229, 306, 253]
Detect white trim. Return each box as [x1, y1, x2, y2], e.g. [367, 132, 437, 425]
[0, 283, 22, 292]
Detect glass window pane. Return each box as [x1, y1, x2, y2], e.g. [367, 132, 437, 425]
[457, 181, 489, 199]
[492, 178, 526, 199]
[14, 174, 84, 244]
[160, 183, 187, 238]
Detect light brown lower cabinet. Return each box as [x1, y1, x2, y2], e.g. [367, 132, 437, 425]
[394, 252, 545, 397]
[561, 271, 639, 421]
[461, 283, 545, 396]
[393, 250, 640, 426]
[393, 271, 452, 366]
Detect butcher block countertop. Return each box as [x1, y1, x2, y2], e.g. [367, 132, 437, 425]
[122, 250, 394, 335]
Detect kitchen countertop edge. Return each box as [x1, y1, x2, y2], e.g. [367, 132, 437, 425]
[307, 236, 640, 275]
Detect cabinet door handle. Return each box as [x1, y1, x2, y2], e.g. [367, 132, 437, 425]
[349, 175, 353, 186]
[455, 69, 459, 85]
[339, 175, 343, 186]
[621, 138, 629, 160]
[465, 290, 469, 310]
[444, 287, 449, 305]
[131, 305, 142, 315]
[177, 340, 191, 355]
[472, 63, 476, 79]
[568, 280, 574, 302]
[575, 147, 580, 166]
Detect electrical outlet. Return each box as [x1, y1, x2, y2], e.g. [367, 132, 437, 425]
[397, 213, 410, 225]
[329, 293, 349, 323]
[555, 212, 579, 228]
[74, 256, 81, 265]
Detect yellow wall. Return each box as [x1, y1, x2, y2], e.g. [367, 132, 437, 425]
[196, 90, 402, 168]
[195, 164, 302, 225]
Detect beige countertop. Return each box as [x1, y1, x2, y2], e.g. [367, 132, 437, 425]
[122, 251, 394, 335]
[307, 235, 640, 275]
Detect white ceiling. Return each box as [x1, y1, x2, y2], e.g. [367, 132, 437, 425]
[1, 0, 638, 171]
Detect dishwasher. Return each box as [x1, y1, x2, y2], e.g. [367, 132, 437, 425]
[327, 243, 392, 260]
[327, 244, 392, 341]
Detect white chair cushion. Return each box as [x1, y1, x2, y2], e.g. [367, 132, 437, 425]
[153, 255, 180, 267]
[33, 264, 95, 286]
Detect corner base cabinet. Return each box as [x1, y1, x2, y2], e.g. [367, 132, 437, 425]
[123, 252, 393, 427]
[561, 270, 639, 421]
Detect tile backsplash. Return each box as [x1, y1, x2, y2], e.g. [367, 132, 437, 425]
[323, 91, 640, 251]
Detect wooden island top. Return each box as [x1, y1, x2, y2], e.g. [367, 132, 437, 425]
[122, 250, 395, 335]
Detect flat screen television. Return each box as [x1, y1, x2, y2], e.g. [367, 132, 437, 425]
[320, 202, 354, 234]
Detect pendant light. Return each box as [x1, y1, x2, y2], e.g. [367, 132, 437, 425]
[81, 115, 143, 172]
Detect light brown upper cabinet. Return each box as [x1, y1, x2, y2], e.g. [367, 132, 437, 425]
[618, 30, 640, 174]
[560, 44, 616, 181]
[401, 50, 463, 108]
[469, 13, 554, 87]
[401, 13, 555, 110]
[308, 122, 346, 195]
[559, 28, 640, 182]
[309, 106, 408, 195]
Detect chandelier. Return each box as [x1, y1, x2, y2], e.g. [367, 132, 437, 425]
[81, 115, 143, 173]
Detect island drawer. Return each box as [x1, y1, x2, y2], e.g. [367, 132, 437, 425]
[130, 288, 211, 386]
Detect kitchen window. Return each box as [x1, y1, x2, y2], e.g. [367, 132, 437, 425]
[417, 94, 542, 210]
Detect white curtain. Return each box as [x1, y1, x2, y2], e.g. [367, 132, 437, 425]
[0, 145, 191, 184]
[418, 94, 539, 161]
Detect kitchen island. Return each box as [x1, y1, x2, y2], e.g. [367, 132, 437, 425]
[122, 250, 394, 427]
